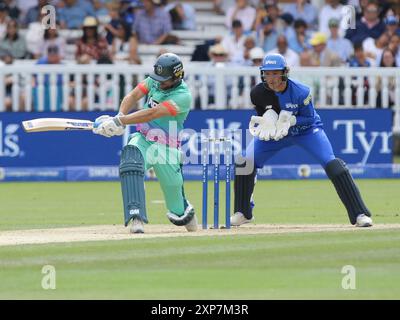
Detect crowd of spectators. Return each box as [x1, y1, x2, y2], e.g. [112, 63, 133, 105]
[0, 0, 399, 111]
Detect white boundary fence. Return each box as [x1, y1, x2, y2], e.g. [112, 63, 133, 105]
[0, 65, 399, 133]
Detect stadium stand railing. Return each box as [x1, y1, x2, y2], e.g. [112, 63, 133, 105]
[0, 65, 399, 133]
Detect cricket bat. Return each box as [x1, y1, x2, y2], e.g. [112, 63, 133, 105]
[22, 118, 94, 133]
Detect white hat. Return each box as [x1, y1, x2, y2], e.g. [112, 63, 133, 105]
[249, 47, 264, 60]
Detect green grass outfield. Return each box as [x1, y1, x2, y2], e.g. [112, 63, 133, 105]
[0, 179, 399, 299]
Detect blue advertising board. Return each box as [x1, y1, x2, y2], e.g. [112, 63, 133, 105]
[0, 109, 394, 181]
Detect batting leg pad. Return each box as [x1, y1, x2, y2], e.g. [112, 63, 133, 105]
[234, 160, 257, 219]
[119, 145, 148, 226]
[325, 158, 371, 224]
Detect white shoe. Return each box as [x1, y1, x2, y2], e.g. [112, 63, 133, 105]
[230, 212, 254, 226]
[185, 214, 198, 232]
[130, 218, 144, 233]
[355, 214, 373, 227]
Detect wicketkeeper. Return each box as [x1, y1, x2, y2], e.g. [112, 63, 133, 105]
[232, 53, 373, 228]
[92, 53, 197, 233]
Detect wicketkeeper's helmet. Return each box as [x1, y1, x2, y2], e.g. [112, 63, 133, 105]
[150, 53, 184, 82]
[259, 53, 289, 83]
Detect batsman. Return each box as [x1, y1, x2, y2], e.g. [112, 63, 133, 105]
[92, 53, 197, 233]
[232, 53, 373, 228]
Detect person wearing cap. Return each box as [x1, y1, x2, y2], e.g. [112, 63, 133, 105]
[318, 0, 344, 37]
[58, 0, 96, 29]
[92, 53, 198, 234]
[248, 47, 264, 66]
[326, 18, 354, 63]
[308, 31, 342, 66]
[75, 16, 110, 63]
[231, 53, 373, 228]
[204, 43, 235, 107]
[384, 15, 400, 37]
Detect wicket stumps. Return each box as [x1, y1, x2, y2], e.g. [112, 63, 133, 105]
[201, 136, 232, 229]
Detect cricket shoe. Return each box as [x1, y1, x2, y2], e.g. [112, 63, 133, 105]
[230, 212, 254, 226]
[185, 214, 198, 232]
[355, 214, 373, 227]
[130, 217, 144, 234]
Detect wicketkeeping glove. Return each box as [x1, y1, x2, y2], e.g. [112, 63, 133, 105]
[249, 109, 278, 141]
[274, 110, 296, 141]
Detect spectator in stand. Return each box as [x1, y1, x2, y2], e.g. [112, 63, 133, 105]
[119, 0, 142, 41]
[165, 1, 196, 31]
[287, 19, 310, 54]
[319, 0, 344, 37]
[42, 27, 66, 60]
[25, 9, 48, 59]
[104, 2, 125, 45]
[0, 19, 28, 59]
[256, 16, 278, 53]
[213, 0, 236, 15]
[345, 0, 385, 45]
[15, 0, 36, 22]
[387, 34, 400, 67]
[362, 32, 389, 66]
[92, 0, 109, 20]
[0, 53, 20, 112]
[327, 18, 354, 63]
[75, 16, 110, 64]
[58, 0, 95, 29]
[384, 15, 400, 38]
[197, 44, 234, 109]
[283, 0, 318, 31]
[221, 19, 247, 65]
[248, 46, 264, 66]
[2, 0, 20, 20]
[32, 45, 64, 112]
[225, 0, 256, 34]
[24, 0, 49, 26]
[129, 0, 177, 65]
[267, 34, 300, 67]
[376, 48, 397, 108]
[243, 36, 256, 64]
[0, 3, 11, 40]
[308, 32, 342, 67]
[348, 42, 373, 67]
[348, 43, 371, 106]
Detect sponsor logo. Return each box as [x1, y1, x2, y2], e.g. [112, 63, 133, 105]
[0, 122, 20, 157]
[285, 103, 298, 109]
[264, 60, 277, 64]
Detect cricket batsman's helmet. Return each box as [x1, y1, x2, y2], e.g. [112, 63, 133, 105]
[150, 53, 184, 82]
